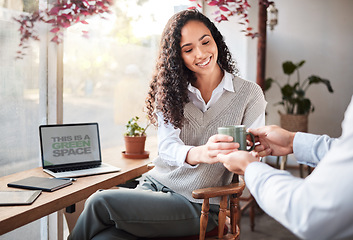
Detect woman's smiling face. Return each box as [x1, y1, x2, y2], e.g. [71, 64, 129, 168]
[180, 20, 218, 77]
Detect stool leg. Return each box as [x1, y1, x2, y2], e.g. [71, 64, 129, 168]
[199, 199, 209, 240]
[218, 196, 228, 239]
[230, 193, 239, 234]
[299, 164, 304, 178]
[308, 166, 313, 176]
[280, 155, 287, 170]
[249, 199, 255, 231]
[276, 156, 280, 168]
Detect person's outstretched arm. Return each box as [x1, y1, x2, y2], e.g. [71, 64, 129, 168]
[250, 125, 337, 167]
[218, 97, 353, 240]
[218, 136, 353, 239]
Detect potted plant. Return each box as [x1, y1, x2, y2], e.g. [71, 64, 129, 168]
[123, 116, 150, 159]
[265, 60, 334, 132]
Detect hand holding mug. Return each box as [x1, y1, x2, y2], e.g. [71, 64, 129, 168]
[217, 125, 256, 151]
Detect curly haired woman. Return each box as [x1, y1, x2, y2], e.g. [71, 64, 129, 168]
[68, 9, 266, 240]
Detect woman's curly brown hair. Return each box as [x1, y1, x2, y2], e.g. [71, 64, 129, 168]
[146, 9, 238, 129]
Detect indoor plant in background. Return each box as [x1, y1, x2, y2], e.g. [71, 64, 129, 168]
[123, 116, 150, 159]
[266, 60, 334, 176]
[265, 60, 334, 132]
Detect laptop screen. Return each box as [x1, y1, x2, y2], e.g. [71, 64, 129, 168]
[39, 123, 101, 168]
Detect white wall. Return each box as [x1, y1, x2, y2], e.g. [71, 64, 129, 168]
[206, 0, 353, 138]
[204, 2, 259, 82]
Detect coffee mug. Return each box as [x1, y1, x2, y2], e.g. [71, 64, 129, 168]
[217, 125, 255, 151]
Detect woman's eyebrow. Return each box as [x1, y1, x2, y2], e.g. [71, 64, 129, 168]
[181, 34, 211, 49]
[199, 34, 210, 41]
[181, 43, 191, 49]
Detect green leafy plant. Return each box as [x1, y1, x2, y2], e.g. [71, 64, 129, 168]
[265, 60, 334, 115]
[124, 116, 150, 137]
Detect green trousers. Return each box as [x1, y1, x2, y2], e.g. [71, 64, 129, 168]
[68, 176, 219, 240]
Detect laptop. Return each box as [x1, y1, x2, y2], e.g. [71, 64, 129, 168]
[39, 123, 121, 178]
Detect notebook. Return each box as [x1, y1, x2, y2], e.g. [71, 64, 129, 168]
[8, 176, 72, 192]
[0, 190, 42, 206]
[39, 123, 121, 178]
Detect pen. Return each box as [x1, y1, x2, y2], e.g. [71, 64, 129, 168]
[53, 177, 77, 181]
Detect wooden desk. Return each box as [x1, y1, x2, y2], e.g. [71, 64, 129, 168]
[0, 143, 156, 236]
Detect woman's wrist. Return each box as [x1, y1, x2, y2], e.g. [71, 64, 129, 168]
[289, 131, 296, 154]
[185, 146, 201, 166]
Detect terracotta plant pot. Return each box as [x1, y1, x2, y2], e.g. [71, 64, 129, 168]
[124, 135, 146, 154]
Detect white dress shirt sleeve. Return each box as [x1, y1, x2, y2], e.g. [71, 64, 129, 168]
[248, 112, 265, 129]
[156, 111, 194, 168]
[293, 132, 338, 167]
[244, 96, 353, 240]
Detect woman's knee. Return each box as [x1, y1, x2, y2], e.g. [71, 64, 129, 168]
[84, 190, 120, 213]
[85, 190, 109, 207]
[84, 188, 138, 214]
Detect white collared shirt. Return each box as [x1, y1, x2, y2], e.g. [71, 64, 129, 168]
[156, 71, 265, 167]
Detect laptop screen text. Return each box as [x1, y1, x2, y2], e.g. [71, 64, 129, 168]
[40, 123, 101, 168]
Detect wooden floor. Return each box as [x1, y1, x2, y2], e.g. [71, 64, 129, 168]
[240, 207, 298, 240]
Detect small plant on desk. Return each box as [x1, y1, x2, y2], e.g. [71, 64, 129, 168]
[123, 116, 150, 159]
[124, 116, 149, 137]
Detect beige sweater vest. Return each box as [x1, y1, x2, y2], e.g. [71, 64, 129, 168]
[148, 76, 267, 204]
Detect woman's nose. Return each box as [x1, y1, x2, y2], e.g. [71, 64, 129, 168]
[194, 47, 204, 58]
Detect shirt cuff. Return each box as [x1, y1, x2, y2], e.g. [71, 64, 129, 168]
[293, 132, 319, 165]
[182, 146, 200, 168]
[159, 144, 196, 168]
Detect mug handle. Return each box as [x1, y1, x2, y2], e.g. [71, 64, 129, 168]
[246, 132, 255, 151]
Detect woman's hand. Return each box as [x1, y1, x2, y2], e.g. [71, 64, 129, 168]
[186, 134, 239, 165]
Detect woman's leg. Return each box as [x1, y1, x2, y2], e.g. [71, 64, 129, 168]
[68, 185, 218, 240]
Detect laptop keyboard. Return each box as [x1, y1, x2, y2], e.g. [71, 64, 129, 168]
[51, 164, 101, 173]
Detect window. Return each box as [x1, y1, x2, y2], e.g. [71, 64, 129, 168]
[1, 0, 190, 238]
[0, 2, 44, 239]
[0, 1, 42, 177]
[1, 0, 191, 178]
[63, 0, 191, 149]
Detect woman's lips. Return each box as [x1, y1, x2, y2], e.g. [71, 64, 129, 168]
[196, 56, 211, 67]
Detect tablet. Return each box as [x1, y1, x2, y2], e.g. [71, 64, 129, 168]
[0, 190, 42, 206]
